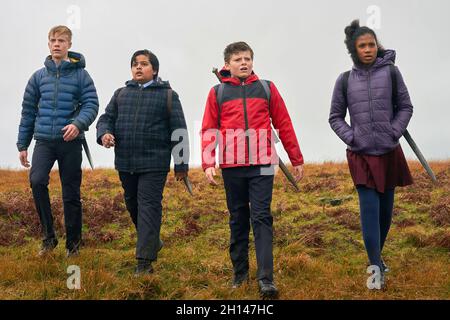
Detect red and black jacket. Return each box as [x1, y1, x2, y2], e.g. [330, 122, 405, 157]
[201, 68, 303, 170]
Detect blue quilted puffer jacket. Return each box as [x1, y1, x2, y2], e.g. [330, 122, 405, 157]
[17, 51, 99, 151]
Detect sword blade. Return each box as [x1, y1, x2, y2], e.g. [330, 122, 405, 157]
[271, 129, 299, 190]
[183, 176, 194, 196]
[82, 139, 94, 170]
[278, 159, 300, 191]
[403, 129, 437, 183]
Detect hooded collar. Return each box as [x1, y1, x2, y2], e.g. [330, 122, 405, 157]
[218, 67, 260, 85]
[125, 77, 172, 89]
[44, 51, 86, 74]
[352, 49, 396, 72]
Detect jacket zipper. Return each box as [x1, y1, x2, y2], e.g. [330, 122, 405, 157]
[131, 86, 144, 173]
[367, 70, 378, 152]
[53, 69, 60, 139]
[242, 81, 252, 164]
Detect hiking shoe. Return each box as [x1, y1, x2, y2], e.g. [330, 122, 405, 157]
[232, 272, 249, 288]
[134, 260, 154, 276]
[366, 259, 390, 273]
[258, 280, 279, 299]
[66, 247, 80, 258]
[366, 265, 386, 290]
[38, 238, 58, 256]
[381, 259, 390, 273]
[66, 241, 81, 258]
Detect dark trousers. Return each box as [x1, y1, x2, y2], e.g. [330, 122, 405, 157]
[119, 171, 167, 262]
[356, 186, 395, 269]
[29, 140, 82, 250]
[222, 168, 275, 282]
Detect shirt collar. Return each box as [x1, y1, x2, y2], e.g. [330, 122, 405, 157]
[140, 79, 154, 88]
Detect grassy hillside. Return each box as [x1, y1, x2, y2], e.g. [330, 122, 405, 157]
[0, 161, 449, 300]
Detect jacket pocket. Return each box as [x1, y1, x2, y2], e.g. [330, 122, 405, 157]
[351, 125, 371, 152]
[388, 123, 398, 140]
[346, 128, 355, 146]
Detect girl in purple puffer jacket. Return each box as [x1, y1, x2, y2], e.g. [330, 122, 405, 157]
[329, 20, 414, 290]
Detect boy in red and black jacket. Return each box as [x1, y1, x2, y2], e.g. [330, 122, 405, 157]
[201, 42, 304, 298]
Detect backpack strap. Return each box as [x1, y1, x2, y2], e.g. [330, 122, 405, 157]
[116, 87, 126, 99]
[259, 79, 271, 105]
[167, 88, 173, 117]
[216, 83, 225, 128]
[389, 64, 398, 110]
[342, 67, 397, 109]
[110, 87, 125, 121]
[341, 70, 351, 107]
[216, 80, 272, 128]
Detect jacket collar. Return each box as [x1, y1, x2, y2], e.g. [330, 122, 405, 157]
[125, 77, 172, 89]
[44, 51, 85, 74]
[352, 49, 396, 73]
[219, 67, 260, 85]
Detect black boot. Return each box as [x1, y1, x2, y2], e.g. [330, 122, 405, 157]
[135, 259, 153, 276]
[232, 272, 249, 288]
[258, 280, 279, 299]
[38, 238, 58, 256]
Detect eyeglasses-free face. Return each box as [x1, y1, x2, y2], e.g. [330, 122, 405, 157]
[131, 55, 156, 83]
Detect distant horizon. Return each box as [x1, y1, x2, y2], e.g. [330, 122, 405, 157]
[1, 158, 448, 172]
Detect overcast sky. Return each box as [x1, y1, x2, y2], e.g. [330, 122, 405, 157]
[1, 0, 449, 169]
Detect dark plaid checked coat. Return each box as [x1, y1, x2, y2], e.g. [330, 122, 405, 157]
[96, 78, 189, 173]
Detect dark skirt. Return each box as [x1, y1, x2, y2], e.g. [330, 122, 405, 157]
[346, 144, 413, 193]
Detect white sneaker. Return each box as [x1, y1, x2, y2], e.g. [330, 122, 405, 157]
[366, 265, 385, 290]
[381, 259, 390, 273]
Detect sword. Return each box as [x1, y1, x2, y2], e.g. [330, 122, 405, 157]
[278, 160, 300, 191]
[403, 130, 437, 183]
[212, 68, 222, 82]
[270, 129, 300, 191]
[212, 68, 300, 191]
[390, 66, 436, 183]
[81, 139, 94, 170]
[183, 176, 194, 196]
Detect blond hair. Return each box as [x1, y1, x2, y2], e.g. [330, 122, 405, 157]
[48, 25, 72, 41]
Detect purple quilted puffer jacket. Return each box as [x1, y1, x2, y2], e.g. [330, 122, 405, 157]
[329, 50, 413, 155]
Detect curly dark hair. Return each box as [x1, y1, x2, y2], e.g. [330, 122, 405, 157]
[344, 19, 385, 65]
